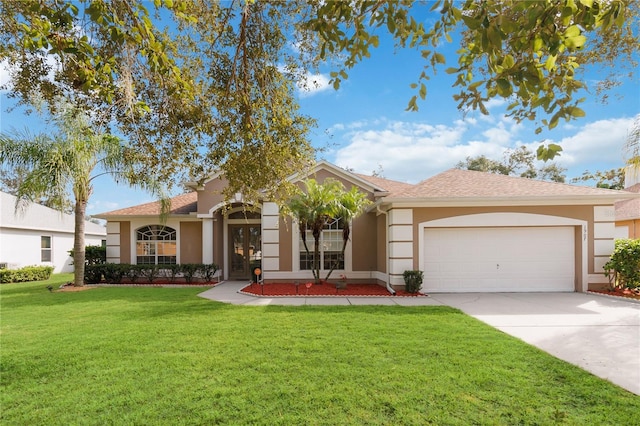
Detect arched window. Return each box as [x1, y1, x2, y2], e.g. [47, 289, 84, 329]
[136, 225, 177, 265]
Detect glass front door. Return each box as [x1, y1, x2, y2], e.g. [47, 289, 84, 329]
[229, 224, 261, 280]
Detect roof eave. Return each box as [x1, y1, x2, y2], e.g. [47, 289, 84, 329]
[379, 194, 633, 208]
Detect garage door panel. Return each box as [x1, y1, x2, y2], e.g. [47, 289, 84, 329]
[423, 227, 574, 292]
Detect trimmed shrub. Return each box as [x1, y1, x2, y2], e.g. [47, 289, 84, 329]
[403, 270, 424, 293]
[604, 239, 640, 289]
[181, 264, 200, 283]
[162, 264, 182, 283]
[200, 263, 219, 282]
[0, 266, 54, 283]
[103, 264, 128, 284]
[140, 264, 161, 283]
[84, 264, 105, 284]
[68, 245, 107, 265]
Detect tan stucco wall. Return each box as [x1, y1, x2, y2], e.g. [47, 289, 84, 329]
[352, 212, 377, 271]
[279, 216, 294, 272]
[180, 222, 202, 263]
[118, 221, 131, 263]
[198, 178, 230, 215]
[376, 214, 387, 274]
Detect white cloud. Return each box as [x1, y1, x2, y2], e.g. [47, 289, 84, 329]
[0, 60, 10, 91]
[297, 72, 332, 97]
[549, 117, 634, 172]
[331, 116, 633, 183]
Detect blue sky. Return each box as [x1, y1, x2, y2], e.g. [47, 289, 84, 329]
[1, 14, 639, 216]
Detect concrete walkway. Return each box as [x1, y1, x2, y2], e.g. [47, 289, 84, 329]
[197, 281, 442, 306]
[198, 282, 640, 395]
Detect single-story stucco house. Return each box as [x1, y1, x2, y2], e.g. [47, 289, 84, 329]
[94, 161, 639, 293]
[0, 191, 107, 273]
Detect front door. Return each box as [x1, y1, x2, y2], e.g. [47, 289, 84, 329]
[229, 224, 261, 280]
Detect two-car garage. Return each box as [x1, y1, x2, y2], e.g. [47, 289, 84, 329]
[422, 226, 576, 293]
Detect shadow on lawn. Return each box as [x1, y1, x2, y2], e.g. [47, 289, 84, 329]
[1, 281, 464, 321]
[1, 282, 233, 314]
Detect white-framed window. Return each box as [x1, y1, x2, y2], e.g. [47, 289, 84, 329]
[299, 218, 344, 271]
[41, 236, 52, 262]
[136, 225, 177, 265]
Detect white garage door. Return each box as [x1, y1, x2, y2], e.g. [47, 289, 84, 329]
[423, 227, 575, 292]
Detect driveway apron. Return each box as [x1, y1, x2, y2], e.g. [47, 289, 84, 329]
[429, 293, 640, 395]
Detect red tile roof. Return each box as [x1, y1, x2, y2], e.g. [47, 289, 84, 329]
[97, 192, 197, 216]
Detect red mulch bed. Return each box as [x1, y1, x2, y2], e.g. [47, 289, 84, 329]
[590, 288, 640, 301]
[241, 282, 425, 297]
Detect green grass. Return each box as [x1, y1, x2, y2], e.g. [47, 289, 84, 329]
[1, 275, 638, 425]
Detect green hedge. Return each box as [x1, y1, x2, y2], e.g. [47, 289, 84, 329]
[84, 263, 219, 284]
[0, 266, 54, 284]
[604, 239, 640, 289]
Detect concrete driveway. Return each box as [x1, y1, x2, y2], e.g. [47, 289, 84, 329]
[429, 293, 640, 395]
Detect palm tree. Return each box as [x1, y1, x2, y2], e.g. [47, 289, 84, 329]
[283, 178, 371, 284]
[0, 101, 168, 286]
[323, 185, 371, 282]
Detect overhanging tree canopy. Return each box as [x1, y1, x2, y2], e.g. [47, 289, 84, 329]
[1, 0, 637, 198]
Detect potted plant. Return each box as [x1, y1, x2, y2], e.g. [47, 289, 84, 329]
[402, 270, 423, 294]
[336, 274, 347, 290]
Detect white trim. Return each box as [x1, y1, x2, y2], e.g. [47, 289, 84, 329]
[202, 218, 214, 264]
[594, 239, 615, 256]
[381, 195, 631, 208]
[593, 222, 615, 239]
[593, 205, 616, 222]
[389, 225, 412, 242]
[389, 209, 413, 225]
[129, 220, 181, 265]
[417, 213, 589, 292]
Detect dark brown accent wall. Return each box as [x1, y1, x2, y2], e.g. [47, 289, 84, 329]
[279, 216, 293, 272]
[352, 212, 377, 271]
[376, 214, 387, 274]
[180, 222, 203, 263]
[119, 221, 131, 263]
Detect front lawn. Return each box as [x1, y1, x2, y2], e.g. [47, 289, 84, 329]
[2, 275, 638, 424]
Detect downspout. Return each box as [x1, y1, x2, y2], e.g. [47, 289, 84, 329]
[377, 205, 396, 295]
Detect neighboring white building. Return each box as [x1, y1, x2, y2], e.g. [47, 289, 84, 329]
[0, 191, 106, 273]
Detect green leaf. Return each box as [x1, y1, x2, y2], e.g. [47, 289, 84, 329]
[434, 53, 445, 64]
[419, 83, 427, 100]
[568, 106, 586, 117]
[405, 95, 418, 112]
[545, 55, 557, 71]
[496, 79, 512, 97]
[502, 55, 515, 69]
[445, 67, 459, 74]
[579, 0, 594, 7]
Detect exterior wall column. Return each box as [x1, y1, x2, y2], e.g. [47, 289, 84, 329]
[202, 218, 214, 264]
[261, 202, 280, 277]
[591, 205, 616, 288]
[388, 209, 414, 287]
[106, 222, 121, 264]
